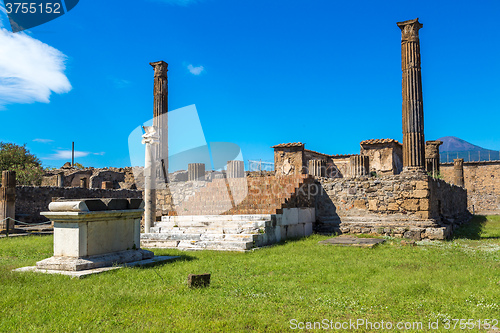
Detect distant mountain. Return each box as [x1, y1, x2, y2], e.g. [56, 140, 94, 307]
[437, 136, 489, 152]
[436, 136, 499, 162]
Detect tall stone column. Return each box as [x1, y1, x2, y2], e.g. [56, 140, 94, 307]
[398, 18, 425, 171]
[188, 163, 205, 181]
[150, 61, 168, 182]
[0, 171, 16, 231]
[227, 161, 245, 178]
[425, 140, 443, 176]
[349, 155, 369, 177]
[453, 158, 465, 187]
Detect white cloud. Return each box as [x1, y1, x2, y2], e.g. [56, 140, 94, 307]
[187, 64, 205, 75]
[93, 152, 105, 156]
[109, 77, 131, 89]
[43, 150, 90, 160]
[0, 28, 72, 109]
[33, 138, 54, 143]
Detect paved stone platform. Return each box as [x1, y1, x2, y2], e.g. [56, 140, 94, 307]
[14, 255, 179, 279]
[319, 237, 386, 248]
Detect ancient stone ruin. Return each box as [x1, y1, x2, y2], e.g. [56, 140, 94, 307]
[4, 18, 490, 252]
[139, 18, 473, 250]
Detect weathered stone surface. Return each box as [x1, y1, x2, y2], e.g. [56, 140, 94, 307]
[319, 237, 385, 248]
[188, 163, 205, 181]
[425, 140, 442, 176]
[453, 158, 465, 187]
[349, 155, 369, 177]
[398, 18, 425, 171]
[0, 171, 16, 231]
[188, 273, 211, 288]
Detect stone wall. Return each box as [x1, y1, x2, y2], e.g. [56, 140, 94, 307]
[273, 144, 305, 176]
[15, 186, 142, 223]
[42, 167, 137, 189]
[360, 139, 403, 176]
[440, 161, 500, 214]
[314, 172, 470, 239]
[154, 174, 315, 217]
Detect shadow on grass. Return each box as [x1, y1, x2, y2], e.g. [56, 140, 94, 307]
[452, 215, 494, 240]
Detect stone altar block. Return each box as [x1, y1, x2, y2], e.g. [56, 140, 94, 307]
[36, 198, 154, 271]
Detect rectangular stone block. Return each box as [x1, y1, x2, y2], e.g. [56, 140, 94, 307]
[415, 181, 429, 190]
[304, 222, 313, 236]
[287, 223, 304, 238]
[282, 208, 299, 225]
[353, 200, 367, 209]
[387, 203, 399, 211]
[413, 189, 429, 198]
[298, 208, 314, 223]
[419, 199, 430, 211]
[401, 199, 419, 211]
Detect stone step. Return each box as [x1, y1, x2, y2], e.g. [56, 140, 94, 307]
[161, 214, 272, 223]
[150, 226, 264, 235]
[141, 238, 257, 251]
[142, 232, 260, 242]
[154, 220, 271, 230]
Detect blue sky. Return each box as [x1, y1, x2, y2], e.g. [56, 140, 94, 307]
[0, 0, 499, 169]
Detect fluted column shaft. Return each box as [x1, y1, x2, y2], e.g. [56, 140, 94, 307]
[308, 159, 325, 177]
[398, 18, 425, 171]
[188, 163, 206, 181]
[453, 158, 465, 187]
[349, 155, 369, 177]
[227, 161, 245, 178]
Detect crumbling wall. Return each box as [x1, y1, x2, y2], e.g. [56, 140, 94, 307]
[15, 186, 142, 223]
[274, 146, 304, 176]
[315, 172, 470, 239]
[42, 167, 137, 189]
[360, 141, 403, 176]
[440, 161, 500, 214]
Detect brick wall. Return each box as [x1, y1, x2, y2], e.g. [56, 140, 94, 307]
[440, 161, 500, 214]
[154, 174, 315, 216]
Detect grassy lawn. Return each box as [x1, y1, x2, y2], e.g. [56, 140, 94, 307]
[0, 216, 499, 332]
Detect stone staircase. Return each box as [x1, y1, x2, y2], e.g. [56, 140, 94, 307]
[141, 174, 316, 251]
[141, 214, 278, 251]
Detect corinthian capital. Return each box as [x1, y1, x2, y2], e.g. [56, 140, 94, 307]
[150, 61, 168, 77]
[397, 18, 423, 41]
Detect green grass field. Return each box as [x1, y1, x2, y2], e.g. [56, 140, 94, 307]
[0, 215, 499, 332]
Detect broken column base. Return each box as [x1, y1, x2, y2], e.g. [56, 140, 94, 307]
[36, 249, 154, 271]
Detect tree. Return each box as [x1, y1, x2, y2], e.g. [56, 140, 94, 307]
[0, 142, 44, 185]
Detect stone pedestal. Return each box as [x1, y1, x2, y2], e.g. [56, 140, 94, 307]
[349, 155, 369, 177]
[425, 140, 443, 176]
[188, 163, 205, 181]
[36, 198, 153, 271]
[308, 159, 326, 177]
[0, 171, 16, 231]
[453, 158, 465, 187]
[227, 160, 244, 178]
[398, 18, 425, 172]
